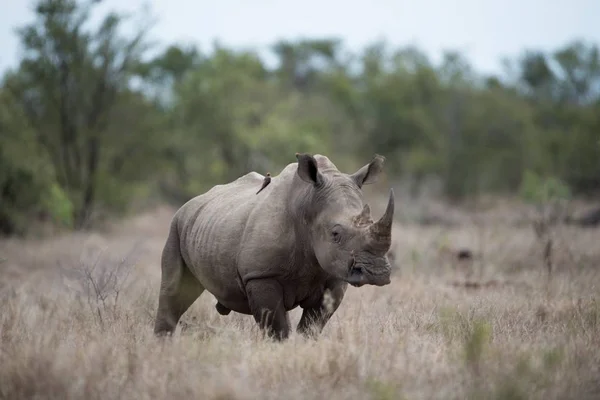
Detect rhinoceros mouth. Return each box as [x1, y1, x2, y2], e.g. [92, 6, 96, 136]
[346, 253, 367, 287]
[347, 268, 365, 287]
[345, 251, 391, 287]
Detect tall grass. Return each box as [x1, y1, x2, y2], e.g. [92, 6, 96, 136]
[0, 204, 599, 399]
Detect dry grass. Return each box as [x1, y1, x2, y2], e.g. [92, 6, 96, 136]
[1, 202, 600, 400]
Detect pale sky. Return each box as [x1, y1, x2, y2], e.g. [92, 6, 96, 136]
[1, 0, 599, 76]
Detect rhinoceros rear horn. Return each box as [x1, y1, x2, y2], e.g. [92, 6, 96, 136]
[354, 204, 373, 226]
[369, 188, 395, 246]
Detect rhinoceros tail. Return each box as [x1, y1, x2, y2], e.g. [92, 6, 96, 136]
[153, 219, 205, 337]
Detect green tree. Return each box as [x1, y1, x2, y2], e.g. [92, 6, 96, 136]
[5, 0, 160, 228]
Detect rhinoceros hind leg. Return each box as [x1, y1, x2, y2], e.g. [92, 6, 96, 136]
[245, 279, 290, 341]
[215, 302, 231, 315]
[154, 228, 205, 337]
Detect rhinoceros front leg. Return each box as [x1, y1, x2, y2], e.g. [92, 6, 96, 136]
[245, 279, 290, 341]
[297, 279, 347, 338]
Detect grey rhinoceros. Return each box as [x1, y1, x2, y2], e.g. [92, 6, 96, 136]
[153, 153, 395, 340]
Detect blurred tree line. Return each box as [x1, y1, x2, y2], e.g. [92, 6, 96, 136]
[1, 0, 599, 236]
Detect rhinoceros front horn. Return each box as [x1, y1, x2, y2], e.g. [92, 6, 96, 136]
[369, 188, 394, 247]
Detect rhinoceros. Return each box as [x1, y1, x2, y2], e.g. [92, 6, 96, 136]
[153, 153, 395, 340]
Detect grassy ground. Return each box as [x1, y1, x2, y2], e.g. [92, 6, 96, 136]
[1, 201, 599, 400]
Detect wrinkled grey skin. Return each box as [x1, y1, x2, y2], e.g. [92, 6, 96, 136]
[153, 153, 395, 340]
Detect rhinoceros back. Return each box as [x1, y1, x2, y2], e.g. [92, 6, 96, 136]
[174, 172, 267, 297]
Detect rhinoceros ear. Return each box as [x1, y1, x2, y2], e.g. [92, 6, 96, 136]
[296, 152, 323, 186]
[350, 154, 386, 188]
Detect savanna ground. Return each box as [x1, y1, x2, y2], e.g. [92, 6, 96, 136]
[1, 193, 599, 400]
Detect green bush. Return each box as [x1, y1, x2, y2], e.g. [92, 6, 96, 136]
[519, 170, 571, 206]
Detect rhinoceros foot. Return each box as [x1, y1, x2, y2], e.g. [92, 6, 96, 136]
[215, 302, 231, 315]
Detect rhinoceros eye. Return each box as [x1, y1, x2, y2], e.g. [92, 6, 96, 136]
[331, 225, 343, 244]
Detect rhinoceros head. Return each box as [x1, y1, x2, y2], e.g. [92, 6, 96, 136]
[293, 153, 394, 287]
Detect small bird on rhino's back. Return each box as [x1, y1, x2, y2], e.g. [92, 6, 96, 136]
[256, 173, 271, 194]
